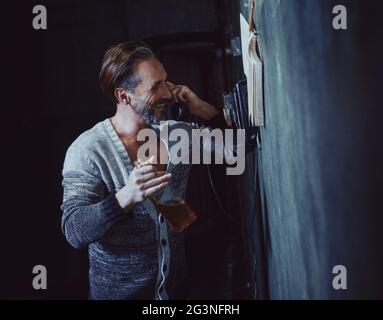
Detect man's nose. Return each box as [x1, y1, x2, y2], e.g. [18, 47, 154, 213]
[160, 82, 173, 100]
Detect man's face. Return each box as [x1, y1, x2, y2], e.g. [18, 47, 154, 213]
[128, 58, 173, 124]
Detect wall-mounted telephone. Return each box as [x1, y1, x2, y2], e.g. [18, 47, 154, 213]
[223, 79, 258, 131]
[223, 79, 258, 150]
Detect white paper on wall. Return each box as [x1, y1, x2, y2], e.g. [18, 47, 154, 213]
[240, 13, 264, 127]
[240, 14, 250, 78]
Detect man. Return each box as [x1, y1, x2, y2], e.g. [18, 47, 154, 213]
[60, 41, 223, 300]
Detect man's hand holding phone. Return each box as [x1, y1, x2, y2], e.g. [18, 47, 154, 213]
[166, 81, 219, 120]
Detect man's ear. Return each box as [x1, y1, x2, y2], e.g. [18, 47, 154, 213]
[114, 87, 131, 105]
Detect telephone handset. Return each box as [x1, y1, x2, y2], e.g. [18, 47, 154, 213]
[165, 102, 189, 121]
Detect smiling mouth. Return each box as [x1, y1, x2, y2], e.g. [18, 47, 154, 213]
[152, 102, 167, 109]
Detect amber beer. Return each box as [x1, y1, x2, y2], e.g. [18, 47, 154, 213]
[154, 197, 197, 232]
[143, 133, 197, 231]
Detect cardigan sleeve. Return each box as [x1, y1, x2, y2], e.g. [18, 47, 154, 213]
[60, 145, 125, 249]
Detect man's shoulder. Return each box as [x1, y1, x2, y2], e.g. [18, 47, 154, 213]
[64, 119, 110, 166]
[69, 119, 108, 149]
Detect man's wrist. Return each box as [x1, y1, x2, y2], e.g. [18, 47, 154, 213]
[190, 101, 219, 120]
[204, 102, 220, 120]
[115, 191, 134, 213]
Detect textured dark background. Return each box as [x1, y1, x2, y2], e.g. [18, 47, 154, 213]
[242, 0, 383, 299]
[2, 0, 383, 300]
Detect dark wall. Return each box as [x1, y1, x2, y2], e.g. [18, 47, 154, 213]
[240, 0, 383, 299]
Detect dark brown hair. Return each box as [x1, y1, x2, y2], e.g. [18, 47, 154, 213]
[99, 41, 154, 103]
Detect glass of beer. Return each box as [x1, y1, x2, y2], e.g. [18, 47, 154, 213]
[151, 184, 197, 232]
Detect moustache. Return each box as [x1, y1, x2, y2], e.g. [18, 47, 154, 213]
[151, 99, 171, 109]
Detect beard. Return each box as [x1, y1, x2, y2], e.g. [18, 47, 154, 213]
[130, 99, 157, 125]
[131, 98, 170, 125]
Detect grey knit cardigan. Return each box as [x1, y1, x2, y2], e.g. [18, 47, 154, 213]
[61, 119, 193, 300]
